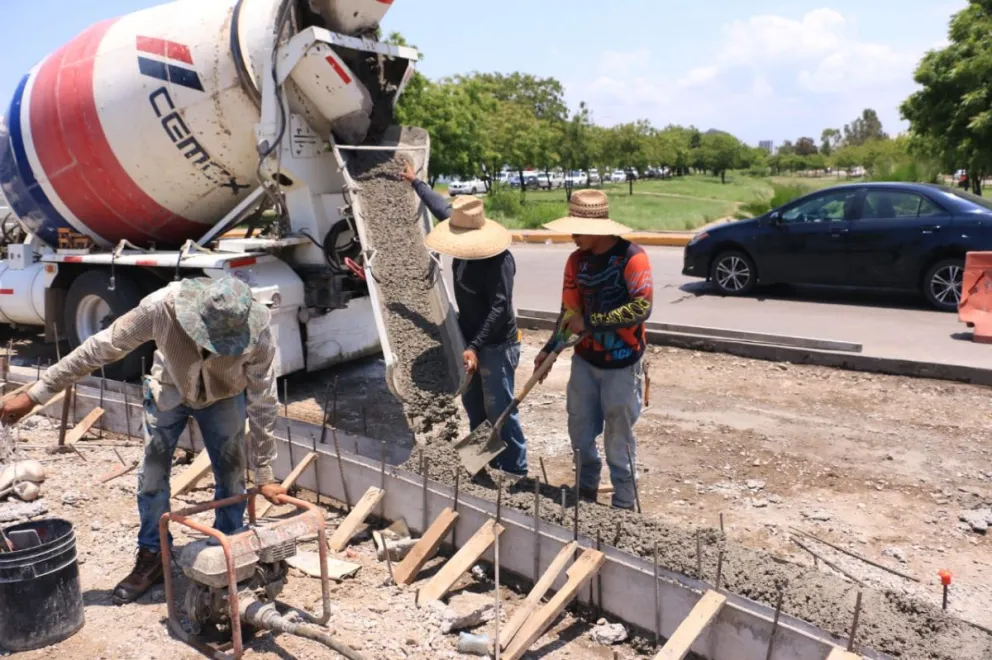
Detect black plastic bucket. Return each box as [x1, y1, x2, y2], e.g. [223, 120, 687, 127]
[0, 518, 84, 651]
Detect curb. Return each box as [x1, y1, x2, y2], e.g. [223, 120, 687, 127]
[517, 313, 992, 386]
[511, 231, 695, 247]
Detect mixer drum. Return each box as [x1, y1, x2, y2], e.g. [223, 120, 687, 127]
[0, 0, 387, 249]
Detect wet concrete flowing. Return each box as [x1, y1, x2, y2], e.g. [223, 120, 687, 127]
[345, 135, 991, 660]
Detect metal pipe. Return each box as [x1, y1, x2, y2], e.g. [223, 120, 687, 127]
[625, 444, 641, 514]
[98, 366, 106, 439]
[421, 453, 429, 533]
[533, 476, 541, 584]
[452, 469, 460, 548]
[765, 588, 784, 660]
[379, 441, 387, 527]
[309, 432, 322, 508]
[121, 382, 132, 440]
[848, 591, 863, 652]
[573, 449, 580, 542]
[696, 529, 703, 580]
[789, 527, 920, 583]
[283, 380, 295, 477]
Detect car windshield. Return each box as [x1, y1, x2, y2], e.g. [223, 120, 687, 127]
[930, 185, 992, 211]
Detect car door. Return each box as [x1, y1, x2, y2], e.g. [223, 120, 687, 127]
[756, 188, 862, 284]
[845, 189, 951, 288]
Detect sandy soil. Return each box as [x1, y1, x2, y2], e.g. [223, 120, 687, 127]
[3, 328, 992, 659]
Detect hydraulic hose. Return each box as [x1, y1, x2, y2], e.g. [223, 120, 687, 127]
[240, 599, 367, 660]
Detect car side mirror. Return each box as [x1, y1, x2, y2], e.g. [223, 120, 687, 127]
[768, 211, 783, 225]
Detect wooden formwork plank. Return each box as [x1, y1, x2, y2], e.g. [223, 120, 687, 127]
[393, 507, 459, 585]
[64, 407, 105, 445]
[256, 452, 319, 518]
[499, 541, 579, 650]
[826, 649, 863, 660]
[653, 590, 727, 660]
[171, 450, 212, 498]
[503, 548, 606, 660]
[418, 519, 503, 603]
[328, 486, 385, 552]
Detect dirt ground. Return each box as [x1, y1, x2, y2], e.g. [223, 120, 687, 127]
[516, 333, 992, 633]
[2, 328, 992, 659]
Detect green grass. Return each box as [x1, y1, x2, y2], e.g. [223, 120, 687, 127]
[769, 174, 865, 191]
[485, 186, 734, 231]
[605, 174, 773, 203]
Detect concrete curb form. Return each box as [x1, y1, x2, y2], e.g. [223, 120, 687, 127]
[511, 231, 695, 247]
[517, 313, 992, 386]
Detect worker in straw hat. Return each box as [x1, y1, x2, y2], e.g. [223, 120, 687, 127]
[402, 163, 528, 476]
[534, 189, 653, 509]
[0, 276, 286, 604]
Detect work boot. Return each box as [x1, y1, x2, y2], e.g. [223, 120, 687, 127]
[112, 547, 164, 605]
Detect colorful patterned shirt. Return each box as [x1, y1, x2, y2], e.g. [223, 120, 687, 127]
[544, 239, 654, 369]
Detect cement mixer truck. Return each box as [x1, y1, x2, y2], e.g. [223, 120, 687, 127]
[0, 0, 452, 387]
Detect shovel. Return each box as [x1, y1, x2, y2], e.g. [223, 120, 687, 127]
[454, 334, 582, 476]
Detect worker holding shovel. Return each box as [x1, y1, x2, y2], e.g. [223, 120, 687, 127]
[536, 190, 653, 509]
[0, 277, 286, 603]
[402, 164, 528, 476]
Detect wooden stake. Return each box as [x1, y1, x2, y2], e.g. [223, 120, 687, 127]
[171, 450, 212, 498]
[419, 520, 503, 603]
[256, 452, 318, 518]
[64, 407, 105, 445]
[652, 590, 727, 660]
[393, 508, 459, 586]
[500, 541, 580, 650]
[503, 549, 606, 660]
[328, 486, 386, 552]
[539, 456, 549, 485]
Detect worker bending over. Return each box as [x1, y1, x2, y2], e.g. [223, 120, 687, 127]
[536, 190, 653, 509]
[0, 277, 286, 603]
[402, 164, 528, 476]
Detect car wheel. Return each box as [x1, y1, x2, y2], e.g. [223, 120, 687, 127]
[710, 251, 757, 296]
[923, 258, 964, 312]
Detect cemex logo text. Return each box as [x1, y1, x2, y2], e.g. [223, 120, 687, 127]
[136, 36, 204, 92]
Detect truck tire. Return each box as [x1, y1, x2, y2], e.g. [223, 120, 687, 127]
[64, 270, 152, 381]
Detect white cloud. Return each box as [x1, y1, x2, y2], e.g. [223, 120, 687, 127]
[563, 8, 930, 142]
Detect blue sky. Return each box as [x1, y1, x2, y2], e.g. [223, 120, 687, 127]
[1, 0, 969, 145]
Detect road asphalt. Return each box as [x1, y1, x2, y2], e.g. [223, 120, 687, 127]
[496, 244, 991, 370]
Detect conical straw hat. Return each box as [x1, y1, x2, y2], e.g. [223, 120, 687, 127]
[543, 189, 631, 236]
[424, 196, 511, 260]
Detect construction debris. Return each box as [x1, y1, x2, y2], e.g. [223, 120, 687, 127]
[435, 592, 495, 634]
[959, 508, 992, 534]
[285, 552, 361, 581]
[590, 621, 628, 645]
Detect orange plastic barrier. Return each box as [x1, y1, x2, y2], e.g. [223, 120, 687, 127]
[958, 252, 992, 343]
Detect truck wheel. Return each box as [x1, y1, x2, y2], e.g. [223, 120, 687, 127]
[64, 270, 152, 381]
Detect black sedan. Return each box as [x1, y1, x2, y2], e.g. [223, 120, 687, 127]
[682, 182, 992, 311]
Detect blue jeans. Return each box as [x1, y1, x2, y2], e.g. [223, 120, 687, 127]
[136, 385, 248, 551]
[567, 355, 644, 509]
[461, 340, 528, 475]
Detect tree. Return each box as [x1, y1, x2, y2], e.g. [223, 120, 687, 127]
[484, 100, 541, 199]
[395, 77, 491, 187]
[612, 120, 652, 194]
[699, 132, 741, 183]
[902, 1, 992, 194]
[795, 137, 819, 156]
[777, 140, 796, 156]
[843, 109, 888, 147]
[820, 128, 842, 157]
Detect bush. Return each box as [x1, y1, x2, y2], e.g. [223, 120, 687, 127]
[484, 185, 521, 219]
[870, 159, 939, 184]
[737, 182, 812, 218]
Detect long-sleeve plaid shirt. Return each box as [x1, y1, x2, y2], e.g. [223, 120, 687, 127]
[28, 284, 278, 483]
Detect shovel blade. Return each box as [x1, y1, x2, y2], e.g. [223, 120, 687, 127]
[454, 422, 507, 477]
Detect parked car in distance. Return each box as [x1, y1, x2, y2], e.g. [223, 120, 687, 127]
[448, 178, 487, 195]
[682, 182, 992, 311]
[589, 169, 602, 184]
[566, 171, 589, 187]
[611, 170, 627, 183]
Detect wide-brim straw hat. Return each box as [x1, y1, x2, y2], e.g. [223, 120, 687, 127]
[544, 189, 631, 236]
[425, 196, 511, 260]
